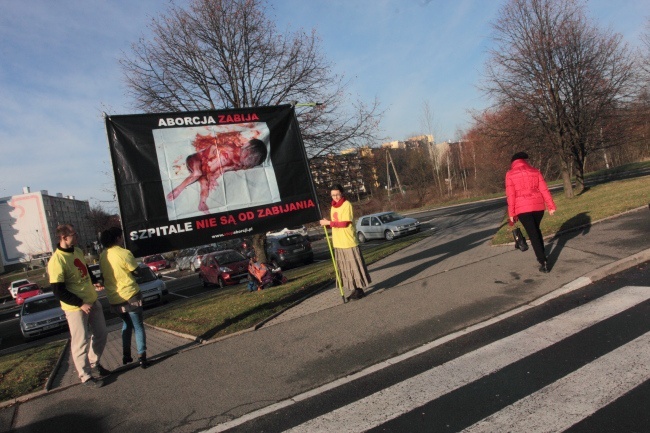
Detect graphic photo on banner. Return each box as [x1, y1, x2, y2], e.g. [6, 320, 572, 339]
[154, 122, 280, 221]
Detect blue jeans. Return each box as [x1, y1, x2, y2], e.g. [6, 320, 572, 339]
[120, 308, 146, 356]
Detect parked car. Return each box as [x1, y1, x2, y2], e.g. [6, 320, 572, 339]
[174, 247, 197, 271]
[15, 283, 43, 306]
[265, 233, 313, 269]
[267, 225, 309, 239]
[18, 292, 68, 340]
[198, 250, 249, 288]
[190, 245, 219, 272]
[135, 264, 168, 306]
[143, 254, 171, 272]
[88, 264, 102, 280]
[356, 211, 420, 242]
[8, 279, 31, 299]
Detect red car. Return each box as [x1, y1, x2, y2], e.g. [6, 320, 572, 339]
[198, 250, 249, 288]
[15, 283, 43, 306]
[143, 254, 171, 272]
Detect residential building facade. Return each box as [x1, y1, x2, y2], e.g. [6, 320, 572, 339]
[0, 187, 95, 269]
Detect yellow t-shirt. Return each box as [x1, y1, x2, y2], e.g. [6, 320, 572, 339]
[331, 200, 358, 249]
[48, 247, 98, 312]
[99, 246, 140, 305]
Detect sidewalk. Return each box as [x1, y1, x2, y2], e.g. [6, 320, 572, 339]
[1, 205, 648, 433]
[48, 320, 199, 389]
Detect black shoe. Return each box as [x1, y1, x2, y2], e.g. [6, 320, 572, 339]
[91, 363, 112, 377]
[139, 354, 149, 369]
[539, 261, 549, 273]
[355, 288, 365, 299]
[82, 377, 104, 388]
[123, 355, 133, 365]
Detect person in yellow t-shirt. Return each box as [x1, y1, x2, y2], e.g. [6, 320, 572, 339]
[319, 184, 371, 300]
[99, 227, 149, 368]
[48, 224, 109, 388]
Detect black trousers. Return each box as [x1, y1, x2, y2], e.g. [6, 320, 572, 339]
[518, 210, 546, 263]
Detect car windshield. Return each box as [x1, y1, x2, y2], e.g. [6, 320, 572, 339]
[12, 280, 29, 288]
[197, 246, 217, 255]
[23, 297, 60, 315]
[144, 255, 164, 263]
[215, 251, 246, 264]
[378, 213, 404, 224]
[278, 235, 304, 246]
[135, 266, 157, 284]
[18, 285, 38, 294]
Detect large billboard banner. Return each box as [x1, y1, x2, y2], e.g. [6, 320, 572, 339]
[105, 105, 321, 257]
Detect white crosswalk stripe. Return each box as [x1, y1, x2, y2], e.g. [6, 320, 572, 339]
[462, 331, 650, 432]
[283, 286, 650, 433]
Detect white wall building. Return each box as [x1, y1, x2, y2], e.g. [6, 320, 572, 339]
[0, 187, 95, 268]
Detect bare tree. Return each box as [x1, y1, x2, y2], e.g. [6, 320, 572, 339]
[120, 0, 382, 261]
[483, 0, 637, 197]
[419, 100, 444, 195]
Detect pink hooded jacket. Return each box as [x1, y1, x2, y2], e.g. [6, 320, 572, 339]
[505, 159, 556, 217]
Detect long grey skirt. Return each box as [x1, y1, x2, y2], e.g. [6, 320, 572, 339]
[334, 246, 371, 293]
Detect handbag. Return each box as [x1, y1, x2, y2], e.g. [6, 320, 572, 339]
[512, 227, 529, 251]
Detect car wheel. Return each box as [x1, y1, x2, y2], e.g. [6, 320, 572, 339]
[190, 263, 196, 272]
[218, 277, 224, 289]
[384, 230, 395, 241]
[357, 232, 366, 243]
[201, 277, 209, 287]
[271, 259, 280, 269]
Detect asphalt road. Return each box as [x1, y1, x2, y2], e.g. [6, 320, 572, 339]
[222, 261, 650, 432]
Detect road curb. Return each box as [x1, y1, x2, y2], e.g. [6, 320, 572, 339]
[584, 248, 650, 283]
[45, 339, 70, 391]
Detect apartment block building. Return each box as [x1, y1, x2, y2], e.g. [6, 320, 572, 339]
[0, 187, 95, 269]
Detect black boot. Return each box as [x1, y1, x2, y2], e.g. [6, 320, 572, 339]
[346, 290, 359, 301]
[138, 353, 149, 369]
[355, 288, 365, 299]
[539, 259, 549, 273]
[123, 355, 133, 365]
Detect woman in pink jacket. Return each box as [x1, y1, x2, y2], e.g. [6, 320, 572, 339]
[506, 152, 557, 273]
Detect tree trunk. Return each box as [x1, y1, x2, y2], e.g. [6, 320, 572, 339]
[560, 156, 574, 198]
[251, 233, 267, 264]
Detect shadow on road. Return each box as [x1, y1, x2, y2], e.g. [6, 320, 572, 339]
[546, 212, 591, 270]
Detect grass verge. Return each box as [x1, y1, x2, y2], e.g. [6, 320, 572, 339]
[492, 175, 650, 245]
[146, 231, 429, 339]
[0, 340, 67, 403]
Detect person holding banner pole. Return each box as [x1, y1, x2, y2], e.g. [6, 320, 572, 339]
[320, 184, 371, 301]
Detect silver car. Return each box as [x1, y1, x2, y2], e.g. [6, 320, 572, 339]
[135, 264, 168, 306]
[18, 292, 68, 340]
[355, 211, 420, 242]
[189, 245, 219, 272]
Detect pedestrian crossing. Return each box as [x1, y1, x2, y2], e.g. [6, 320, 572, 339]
[209, 286, 650, 432]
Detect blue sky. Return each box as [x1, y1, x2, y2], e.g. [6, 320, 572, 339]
[0, 0, 647, 210]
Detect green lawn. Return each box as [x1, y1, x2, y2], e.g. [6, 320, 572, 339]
[0, 340, 67, 402]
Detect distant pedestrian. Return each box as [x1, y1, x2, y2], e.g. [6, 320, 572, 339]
[99, 227, 149, 368]
[48, 224, 109, 388]
[320, 184, 371, 300]
[506, 152, 557, 272]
